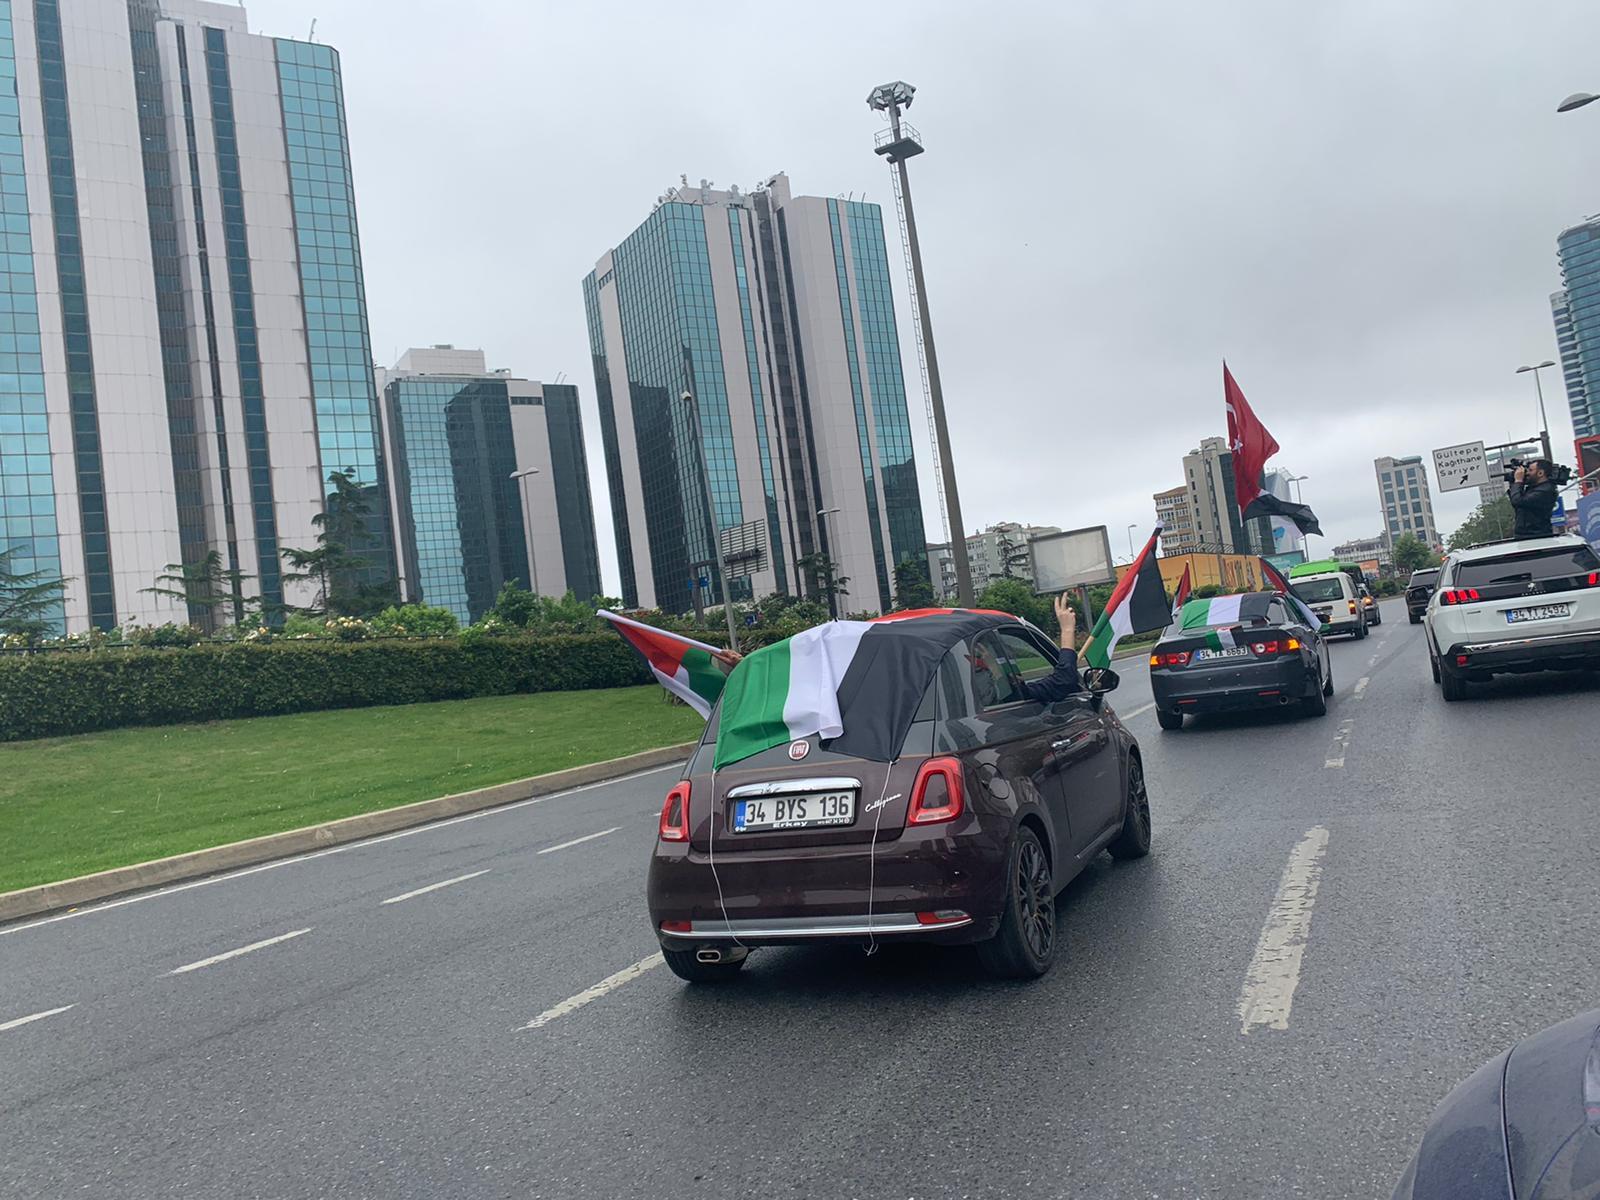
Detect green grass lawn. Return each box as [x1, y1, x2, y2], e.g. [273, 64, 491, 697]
[0, 686, 702, 894]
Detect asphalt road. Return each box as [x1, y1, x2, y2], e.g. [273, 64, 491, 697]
[3, 599, 1597, 1199]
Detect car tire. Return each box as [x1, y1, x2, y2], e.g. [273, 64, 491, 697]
[1354, 618, 1368, 640]
[661, 947, 748, 983]
[1409, 612, 1422, 625]
[1302, 671, 1328, 717]
[1429, 647, 1441, 684]
[1107, 756, 1152, 861]
[1440, 661, 1469, 702]
[1156, 708, 1184, 731]
[977, 826, 1056, 980]
[1323, 662, 1335, 697]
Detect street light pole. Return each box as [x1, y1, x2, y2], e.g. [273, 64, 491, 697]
[868, 81, 974, 609]
[680, 390, 740, 653]
[1284, 473, 1312, 558]
[1125, 523, 1138, 564]
[1514, 362, 1557, 463]
[509, 468, 541, 596]
[816, 507, 841, 619]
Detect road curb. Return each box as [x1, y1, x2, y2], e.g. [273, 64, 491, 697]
[0, 740, 697, 926]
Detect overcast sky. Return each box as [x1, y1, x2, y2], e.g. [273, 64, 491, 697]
[251, 0, 1600, 586]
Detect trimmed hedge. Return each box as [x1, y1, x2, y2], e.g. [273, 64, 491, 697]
[0, 634, 653, 742]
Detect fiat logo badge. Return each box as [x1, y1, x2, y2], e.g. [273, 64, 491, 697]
[788, 740, 810, 761]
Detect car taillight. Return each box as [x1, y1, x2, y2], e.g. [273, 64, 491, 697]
[1588, 572, 1599, 588]
[1249, 638, 1302, 657]
[1151, 650, 1191, 667]
[908, 757, 964, 826]
[658, 780, 690, 841]
[1347, 600, 1358, 613]
[1440, 588, 1481, 605]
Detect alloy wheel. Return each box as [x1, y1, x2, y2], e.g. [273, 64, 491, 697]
[1128, 761, 1151, 843]
[1017, 839, 1054, 960]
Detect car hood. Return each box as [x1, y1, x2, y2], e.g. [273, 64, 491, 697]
[1394, 1009, 1600, 1200]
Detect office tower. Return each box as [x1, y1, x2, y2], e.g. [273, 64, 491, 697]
[1375, 455, 1439, 546]
[1551, 288, 1591, 441]
[582, 173, 927, 615]
[1153, 485, 1201, 554]
[1261, 468, 1306, 557]
[1183, 436, 1270, 554]
[379, 347, 601, 623]
[0, 0, 389, 634]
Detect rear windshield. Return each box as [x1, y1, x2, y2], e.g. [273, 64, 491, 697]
[1454, 545, 1600, 588]
[1408, 570, 1439, 587]
[1294, 577, 1346, 602]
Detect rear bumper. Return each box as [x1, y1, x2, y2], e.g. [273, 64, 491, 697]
[647, 818, 1010, 948]
[1446, 629, 1600, 673]
[1152, 658, 1317, 714]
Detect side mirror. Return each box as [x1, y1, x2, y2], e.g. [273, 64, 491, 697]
[1083, 667, 1120, 695]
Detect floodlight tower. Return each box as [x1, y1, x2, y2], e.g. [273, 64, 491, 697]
[867, 81, 973, 608]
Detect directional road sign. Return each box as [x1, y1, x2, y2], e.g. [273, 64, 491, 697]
[1432, 441, 1491, 493]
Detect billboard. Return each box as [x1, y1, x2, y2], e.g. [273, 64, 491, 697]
[1029, 526, 1115, 594]
[1578, 436, 1600, 496]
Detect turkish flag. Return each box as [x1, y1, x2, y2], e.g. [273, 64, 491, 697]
[1222, 363, 1323, 536]
[1224, 363, 1278, 512]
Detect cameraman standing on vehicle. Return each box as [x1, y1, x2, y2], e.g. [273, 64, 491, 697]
[1508, 459, 1559, 539]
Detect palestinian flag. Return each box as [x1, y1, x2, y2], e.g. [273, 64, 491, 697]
[713, 609, 1007, 769]
[1170, 563, 1193, 620]
[1178, 595, 1249, 650]
[598, 611, 726, 718]
[1081, 527, 1171, 670]
[1258, 557, 1322, 630]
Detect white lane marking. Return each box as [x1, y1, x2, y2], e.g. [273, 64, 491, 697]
[381, 869, 491, 905]
[1238, 825, 1330, 1034]
[0, 1004, 73, 1033]
[1353, 676, 1370, 699]
[1120, 702, 1155, 720]
[522, 953, 665, 1029]
[1367, 653, 1379, 666]
[537, 827, 620, 855]
[1, 764, 682, 939]
[169, 928, 311, 975]
[1324, 720, 1354, 769]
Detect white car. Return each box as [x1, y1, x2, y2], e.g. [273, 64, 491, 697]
[1424, 534, 1600, 701]
[1292, 570, 1367, 639]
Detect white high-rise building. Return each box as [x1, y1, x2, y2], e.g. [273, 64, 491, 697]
[583, 173, 928, 615]
[0, 0, 388, 633]
[1375, 455, 1439, 547]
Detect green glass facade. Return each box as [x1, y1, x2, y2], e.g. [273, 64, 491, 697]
[274, 38, 393, 583]
[582, 271, 636, 606]
[532, 384, 603, 603]
[587, 203, 748, 614]
[203, 27, 282, 608]
[0, 1, 60, 632]
[387, 378, 527, 624]
[32, 0, 112, 628]
[726, 208, 786, 595]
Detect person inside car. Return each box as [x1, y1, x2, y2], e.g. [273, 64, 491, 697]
[1508, 460, 1559, 538]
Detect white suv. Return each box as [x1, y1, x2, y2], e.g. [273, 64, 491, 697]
[1424, 534, 1600, 701]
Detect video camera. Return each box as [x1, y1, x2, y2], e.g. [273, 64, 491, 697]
[1502, 458, 1574, 486]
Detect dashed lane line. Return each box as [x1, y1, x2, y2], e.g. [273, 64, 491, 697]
[1353, 676, 1370, 699]
[1324, 719, 1354, 768]
[381, 869, 491, 906]
[1120, 702, 1155, 721]
[0, 764, 681, 939]
[1238, 826, 1330, 1034]
[522, 953, 665, 1030]
[0, 1005, 73, 1034]
[538, 827, 621, 856]
[169, 928, 311, 975]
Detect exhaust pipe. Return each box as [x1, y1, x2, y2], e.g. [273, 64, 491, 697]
[1279, 695, 1291, 705]
[696, 947, 749, 964]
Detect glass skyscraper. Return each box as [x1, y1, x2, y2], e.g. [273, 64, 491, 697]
[583, 173, 927, 614]
[1551, 283, 1593, 442]
[379, 347, 602, 623]
[0, 1, 389, 633]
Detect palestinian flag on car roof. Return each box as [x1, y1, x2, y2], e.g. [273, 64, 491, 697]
[1081, 526, 1172, 670]
[1177, 593, 1266, 651]
[713, 608, 1012, 770]
[1170, 563, 1193, 620]
[599, 611, 727, 718]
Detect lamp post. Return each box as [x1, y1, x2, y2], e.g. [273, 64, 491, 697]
[509, 467, 541, 596]
[1514, 362, 1557, 463]
[815, 507, 841, 619]
[1125, 523, 1138, 564]
[679, 390, 740, 653]
[867, 81, 973, 608]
